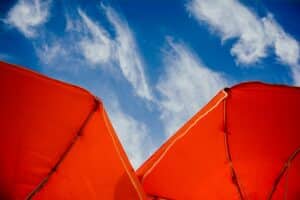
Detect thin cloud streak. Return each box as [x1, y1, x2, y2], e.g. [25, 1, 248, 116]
[106, 95, 155, 168]
[157, 39, 229, 136]
[78, 8, 113, 65]
[105, 6, 153, 101]
[77, 6, 153, 101]
[36, 42, 66, 65]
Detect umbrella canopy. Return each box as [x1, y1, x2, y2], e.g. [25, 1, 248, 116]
[0, 61, 145, 200]
[137, 82, 300, 200]
[1, 60, 300, 200]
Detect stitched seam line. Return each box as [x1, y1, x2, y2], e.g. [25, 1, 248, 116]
[141, 90, 228, 183]
[25, 99, 99, 199]
[223, 96, 244, 200]
[101, 109, 145, 199]
[267, 147, 300, 200]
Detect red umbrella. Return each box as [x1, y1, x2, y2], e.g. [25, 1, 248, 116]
[138, 82, 300, 200]
[0, 61, 145, 199]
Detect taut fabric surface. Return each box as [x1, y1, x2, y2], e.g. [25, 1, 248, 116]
[0, 61, 145, 200]
[137, 82, 300, 200]
[1, 60, 299, 200]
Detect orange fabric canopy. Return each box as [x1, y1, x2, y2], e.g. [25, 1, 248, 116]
[1, 61, 300, 200]
[0, 61, 145, 199]
[137, 82, 300, 200]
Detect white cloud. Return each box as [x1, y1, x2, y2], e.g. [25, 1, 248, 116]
[262, 15, 300, 67]
[187, 0, 300, 84]
[76, 7, 153, 100]
[157, 39, 229, 136]
[65, 13, 82, 33]
[35, 38, 87, 73]
[187, 0, 267, 64]
[36, 42, 66, 65]
[105, 6, 153, 101]
[106, 96, 155, 168]
[34, 5, 153, 100]
[6, 0, 51, 38]
[78, 8, 113, 65]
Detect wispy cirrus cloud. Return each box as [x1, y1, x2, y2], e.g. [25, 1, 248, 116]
[77, 6, 153, 101]
[105, 6, 153, 101]
[36, 41, 66, 65]
[34, 5, 153, 100]
[5, 0, 51, 38]
[187, 0, 300, 84]
[157, 39, 229, 136]
[78, 8, 113, 65]
[106, 95, 155, 168]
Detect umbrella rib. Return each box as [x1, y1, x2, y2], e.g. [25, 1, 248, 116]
[25, 98, 100, 200]
[267, 147, 300, 200]
[223, 89, 245, 200]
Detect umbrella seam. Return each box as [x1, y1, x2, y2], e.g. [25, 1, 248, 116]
[267, 147, 300, 200]
[223, 94, 245, 200]
[25, 98, 100, 199]
[141, 90, 228, 183]
[101, 107, 145, 199]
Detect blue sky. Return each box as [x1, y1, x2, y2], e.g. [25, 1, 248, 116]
[0, 0, 300, 168]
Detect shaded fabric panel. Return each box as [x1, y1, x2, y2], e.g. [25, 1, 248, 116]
[270, 151, 300, 200]
[0, 62, 94, 199]
[138, 92, 239, 199]
[137, 91, 226, 178]
[32, 105, 145, 199]
[227, 82, 300, 199]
